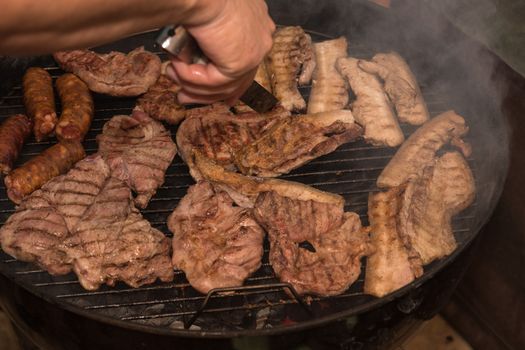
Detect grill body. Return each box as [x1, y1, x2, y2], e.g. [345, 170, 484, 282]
[0, 1, 509, 349]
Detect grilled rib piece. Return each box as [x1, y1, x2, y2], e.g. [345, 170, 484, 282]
[168, 182, 264, 294]
[234, 110, 362, 177]
[54, 47, 161, 96]
[97, 110, 177, 208]
[359, 52, 429, 125]
[398, 152, 475, 264]
[365, 188, 424, 298]
[337, 57, 404, 147]
[267, 26, 315, 111]
[0, 156, 174, 290]
[0, 114, 32, 175]
[135, 62, 186, 125]
[377, 110, 470, 188]
[254, 192, 369, 296]
[176, 103, 290, 180]
[307, 37, 349, 114]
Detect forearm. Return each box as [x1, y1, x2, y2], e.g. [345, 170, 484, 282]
[0, 0, 220, 55]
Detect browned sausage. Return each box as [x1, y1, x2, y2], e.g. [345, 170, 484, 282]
[5, 141, 85, 204]
[55, 73, 94, 142]
[0, 114, 32, 174]
[23, 67, 57, 141]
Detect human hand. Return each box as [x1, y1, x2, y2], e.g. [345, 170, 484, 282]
[166, 0, 275, 105]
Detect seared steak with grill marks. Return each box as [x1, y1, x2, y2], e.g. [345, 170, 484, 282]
[97, 110, 177, 208]
[234, 110, 362, 177]
[177, 103, 290, 180]
[0, 155, 173, 290]
[54, 47, 161, 96]
[359, 52, 429, 125]
[377, 110, 470, 188]
[254, 192, 369, 296]
[168, 182, 264, 294]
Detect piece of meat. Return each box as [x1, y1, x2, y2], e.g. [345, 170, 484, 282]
[22, 67, 57, 141]
[168, 182, 264, 294]
[365, 188, 424, 298]
[53, 47, 161, 96]
[254, 191, 369, 296]
[0, 114, 32, 174]
[176, 103, 290, 180]
[5, 141, 85, 204]
[97, 110, 177, 208]
[337, 57, 404, 147]
[192, 150, 346, 209]
[234, 61, 273, 113]
[0, 155, 174, 290]
[307, 37, 349, 114]
[55, 73, 94, 142]
[359, 52, 430, 125]
[398, 152, 475, 264]
[298, 34, 316, 86]
[377, 110, 470, 188]
[135, 62, 186, 125]
[267, 26, 314, 111]
[234, 110, 362, 177]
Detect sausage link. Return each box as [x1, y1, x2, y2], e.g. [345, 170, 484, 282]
[0, 114, 32, 174]
[23, 67, 57, 141]
[5, 141, 85, 204]
[55, 73, 94, 142]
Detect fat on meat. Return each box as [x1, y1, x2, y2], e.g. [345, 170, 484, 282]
[359, 52, 429, 125]
[337, 57, 404, 147]
[97, 110, 177, 208]
[307, 37, 349, 114]
[54, 47, 161, 96]
[168, 182, 264, 294]
[0, 155, 173, 290]
[234, 110, 362, 177]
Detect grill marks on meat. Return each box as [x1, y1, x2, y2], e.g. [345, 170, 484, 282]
[54, 47, 161, 96]
[337, 57, 404, 147]
[398, 152, 475, 265]
[377, 110, 470, 188]
[97, 110, 177, 208]
[308, 37, 349, 114]
[359, 52, 429, 125]
[254, 192, 369, 296]
[177, 104, 290, 180]
[234, 110, 362, 177]
[267, 26, 315, 111]
[0, 156, 173, 290]
[168, 182, 264, 294]
[365, 188, 423, 298]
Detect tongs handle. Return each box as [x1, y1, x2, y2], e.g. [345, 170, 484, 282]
[156, 25, 208, 64]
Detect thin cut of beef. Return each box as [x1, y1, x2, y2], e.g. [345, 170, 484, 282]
[0, 155, 173, 290]
[254, 191, 369, 296]
[176, 103, 290, 180]
[168, 182, 264, 294]
[234, 110, 362, 177]
[97, 110, 177, 208]
[54, 47, 161, 96]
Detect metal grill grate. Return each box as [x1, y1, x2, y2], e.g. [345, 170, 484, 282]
[0, 30, 479, 337]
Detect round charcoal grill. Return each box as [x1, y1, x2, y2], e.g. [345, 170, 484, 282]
[0, 1, 510, 349]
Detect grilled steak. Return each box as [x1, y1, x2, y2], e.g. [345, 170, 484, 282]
[97, 110, 177, 208]
[54, 47, 161, 96]
[398, 152, 475, 264]
[254, 192, 369, 296]
[308, 37, 349, 114]
[176, 103, 290, 180]
[234, 110, 362, 177]
[377, 110, 470, 188]
[359, 52, 429, 125]
[365, 188, 423, 298]
[0, 155, 174, 290]
[168, 182, 264, 294]
[337, 57, 404, 147]
[267, 26, 315, 111]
